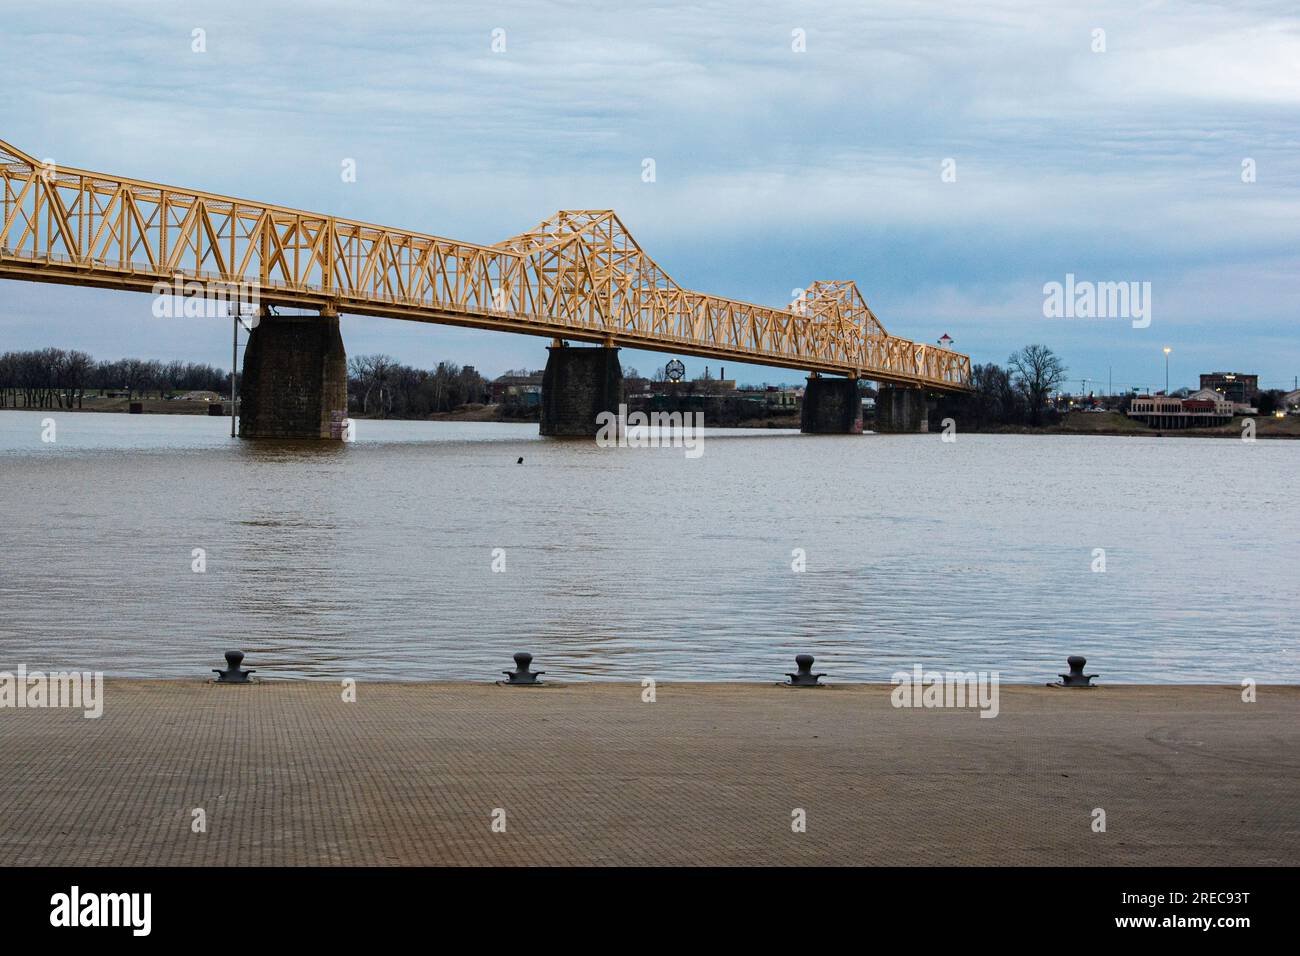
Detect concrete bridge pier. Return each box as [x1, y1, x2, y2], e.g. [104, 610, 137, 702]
[539, 343, 623, 437]
[238, 308, 348, 439]
[874, 385, 931, 433]
[800, 375, 864, 433]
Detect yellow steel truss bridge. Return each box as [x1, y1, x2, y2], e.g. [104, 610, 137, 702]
[0, 138, 969, 390]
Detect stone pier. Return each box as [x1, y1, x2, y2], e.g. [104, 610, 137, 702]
[800, 375, 863, 434]
[874, 385, 930, 433]
[539, 345, 623, 437]
[238, 310, 348, 439]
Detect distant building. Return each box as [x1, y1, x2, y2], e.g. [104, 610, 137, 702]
[730, 385, 800, 408]
[692, 366, 736, 393]
[1128, 393, 1233, 429]
[175, 390, 222, 402]
[1281, 389, 1300, 415]
[1199, 372, 1258, 406]
[491, 371, 543, 406]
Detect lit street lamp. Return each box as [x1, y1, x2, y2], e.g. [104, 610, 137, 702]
[1163, 346, 1172, 394]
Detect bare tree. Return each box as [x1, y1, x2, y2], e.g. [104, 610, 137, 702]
[1, 350, 230, 407]
[348, 354, 396, 415]
[120, 358, 151, 399]
[59, 350, 94, 408]
[1008, 344, 1067, 426]
[965, 362, 1022, 427]
[161, 360, 186, 397]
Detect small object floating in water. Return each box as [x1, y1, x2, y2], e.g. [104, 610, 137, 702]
[517, 457, 524, 464]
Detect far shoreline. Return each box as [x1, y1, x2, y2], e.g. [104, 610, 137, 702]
[3, 403, 1298, 438]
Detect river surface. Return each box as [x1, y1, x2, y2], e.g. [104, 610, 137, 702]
[1, 409, 1295, 682]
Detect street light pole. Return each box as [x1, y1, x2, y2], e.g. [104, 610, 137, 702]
[1163, 346, 1172, 394]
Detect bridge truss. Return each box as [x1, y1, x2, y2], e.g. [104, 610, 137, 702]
[0, 139, 969, 389]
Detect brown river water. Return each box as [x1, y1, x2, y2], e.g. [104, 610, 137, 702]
[1, 409, 1295, 682]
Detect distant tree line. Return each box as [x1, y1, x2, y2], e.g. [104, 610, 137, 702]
[0, 347, 494, 417]
[933, 344, 1068, 429]
[3, 343, 1078, 428]
[0, 348, 230, 409]
[347, 354, 489, 417]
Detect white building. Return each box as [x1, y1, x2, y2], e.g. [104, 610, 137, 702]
[1189, 386, 1254, 414]
[1128, 393, 1233, 428]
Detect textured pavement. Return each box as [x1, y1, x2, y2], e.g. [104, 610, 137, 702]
[0, 681, 1296, 866]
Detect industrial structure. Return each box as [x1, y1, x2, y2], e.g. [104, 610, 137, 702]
[0, 138, 970, 438]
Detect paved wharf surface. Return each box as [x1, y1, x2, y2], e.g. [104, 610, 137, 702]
[0, 681, 1295, 865]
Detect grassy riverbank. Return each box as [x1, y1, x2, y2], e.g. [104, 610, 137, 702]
[1002, 410, 1300, 438]
[1, 395, 223, 415]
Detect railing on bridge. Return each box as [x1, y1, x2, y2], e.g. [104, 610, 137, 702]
[0, 139, 970, 389]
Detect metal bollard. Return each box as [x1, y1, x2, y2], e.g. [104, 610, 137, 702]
[1051, 655, 1097, 688]
[783, 653, 826, 687]
[500, 651, 544, 686]
[213, 649, 255, 684]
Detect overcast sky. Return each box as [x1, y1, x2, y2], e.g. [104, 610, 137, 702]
[2, 0, 1297, 391]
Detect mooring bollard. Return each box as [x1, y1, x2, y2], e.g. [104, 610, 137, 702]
[1051, 655, 1097, 688]
[500, 651, 544, 686]
[783, 653, 826, 687]
[213, 649, 255, 683]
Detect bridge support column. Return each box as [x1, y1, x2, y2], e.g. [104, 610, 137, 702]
[540, 344, 623, 437]
[874, 386, 930, 433]
[238, 309, 348, 439]
[800, 375, 863, 434]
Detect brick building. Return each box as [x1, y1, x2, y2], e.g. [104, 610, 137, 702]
[1199, 372, 1258, 405]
